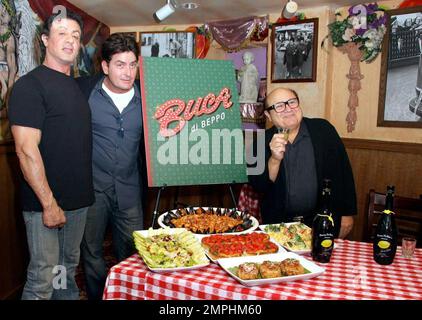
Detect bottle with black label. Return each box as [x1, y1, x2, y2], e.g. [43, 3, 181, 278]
[312, 179, 335, 263]
[373, 186, 397, 265]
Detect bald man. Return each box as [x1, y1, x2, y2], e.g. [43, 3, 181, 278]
[249, 88, 356, 239]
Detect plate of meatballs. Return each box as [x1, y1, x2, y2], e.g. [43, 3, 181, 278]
[218, 252, 325, 286]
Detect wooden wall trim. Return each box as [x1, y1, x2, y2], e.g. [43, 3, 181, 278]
[342, 138, 422, 155]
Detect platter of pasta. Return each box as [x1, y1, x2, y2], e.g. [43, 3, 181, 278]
[218, 252, 325, 286]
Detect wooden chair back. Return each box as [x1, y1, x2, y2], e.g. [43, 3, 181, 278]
[365, 189, 422, 248]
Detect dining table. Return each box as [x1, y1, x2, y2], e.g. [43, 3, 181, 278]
[102, 239, 422, 300]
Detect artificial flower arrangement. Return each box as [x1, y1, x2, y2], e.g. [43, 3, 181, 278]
[328, 3, 387, 62]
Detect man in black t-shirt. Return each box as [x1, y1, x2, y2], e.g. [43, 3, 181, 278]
[8, 10, 94, 300]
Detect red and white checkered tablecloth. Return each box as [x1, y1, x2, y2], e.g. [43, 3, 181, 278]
[103, 240, 422, 300]
[103, 256, 148, 300]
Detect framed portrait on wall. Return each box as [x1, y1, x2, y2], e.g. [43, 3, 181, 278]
[378, 6, 422, 128]
[139, 31, 195, 58]
[271, 18, 318, 83]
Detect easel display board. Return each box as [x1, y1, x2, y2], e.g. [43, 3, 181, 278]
[139, 57, 248, 187]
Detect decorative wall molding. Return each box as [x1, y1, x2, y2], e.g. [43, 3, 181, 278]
[343, 138, 422, 155]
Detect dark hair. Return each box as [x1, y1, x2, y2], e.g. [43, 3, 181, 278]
[265, 88, 300, 109]
[41, 9, 84, 38]
[101, 33, 139, 63]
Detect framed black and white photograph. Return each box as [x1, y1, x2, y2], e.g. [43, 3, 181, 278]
[139, 31, 195, 58]
[378, 6, 422, 128]
[271, 18, 318, 83]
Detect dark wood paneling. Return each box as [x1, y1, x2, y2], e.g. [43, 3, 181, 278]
[343, 138, 422, 242]
[0, 140, 28, 300]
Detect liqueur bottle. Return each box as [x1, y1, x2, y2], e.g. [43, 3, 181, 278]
[312, 179, 335, 263]
[373, 186, 398, 265]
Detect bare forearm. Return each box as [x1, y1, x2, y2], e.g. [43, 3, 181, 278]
[339, 215, 354, 239]
[16, 148, 54, 209]
[268, 156, 281, 182]
[267, 134, 286, 182]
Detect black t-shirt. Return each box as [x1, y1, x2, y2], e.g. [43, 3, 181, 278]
[8, 65, 94, 211]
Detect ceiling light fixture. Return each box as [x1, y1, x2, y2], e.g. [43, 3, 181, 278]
[153, 1, 199, 23]
[180, 2, 199, 10]
[153, 0, 178, 23]
[282, 0, 298, 19]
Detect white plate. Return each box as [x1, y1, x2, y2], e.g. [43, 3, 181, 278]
[157, 207, 259, 235]
[218, 252, 325, 287]
[133, 229, 210, 273]
[197, 231, 287, 263]
[259, 222, 312, 255]
[144, 263, 210, 273]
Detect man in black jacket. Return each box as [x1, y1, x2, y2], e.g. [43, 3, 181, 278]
[77, 33, 146, 300]
[249, 88, 356, 238]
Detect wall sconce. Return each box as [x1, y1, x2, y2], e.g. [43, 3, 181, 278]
[282, 0, 298, 19]
[153, 0, 178, 23]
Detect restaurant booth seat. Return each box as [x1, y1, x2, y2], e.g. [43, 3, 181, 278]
[365, 189, 422, 248]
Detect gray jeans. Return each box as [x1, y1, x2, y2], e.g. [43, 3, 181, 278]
[81, 188, 143, 300]
[21, 207, 88, 300]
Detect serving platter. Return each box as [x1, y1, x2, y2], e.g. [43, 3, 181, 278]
[158, 207, 259, 235]
[259, 222, 313, 254]
[218, 252, 325, 287]
[143, 263, 210, 273]
[199, 231, 287, 263]
[133, 228, 210, 273]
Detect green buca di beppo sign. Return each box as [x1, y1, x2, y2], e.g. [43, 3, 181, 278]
[140, 57, 248, 187]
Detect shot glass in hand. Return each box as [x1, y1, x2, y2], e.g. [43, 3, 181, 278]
[402, 237, 417, 258]
[277, 127, 290, 140]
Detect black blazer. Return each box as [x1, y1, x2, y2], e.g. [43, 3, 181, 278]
[249, 118, 357, 237]
[76, 74, 148, 209]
